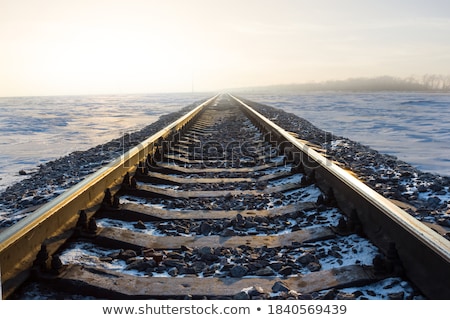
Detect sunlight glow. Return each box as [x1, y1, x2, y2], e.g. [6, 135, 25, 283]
[1, 0, 450, 96]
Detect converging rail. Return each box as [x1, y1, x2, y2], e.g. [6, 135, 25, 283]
[0, 94, 449, 299]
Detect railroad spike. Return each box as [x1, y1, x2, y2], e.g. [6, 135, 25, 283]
[136, 161, 149, 175]
[332, 216, 353, 236]
[51, 255, 64, 274]
[291, 160, 305, 174]
[146, 153, 156, 168]
[153, 146, 162, 162]
[385, 242, 404, 276]
[76, 210, 88, 230]
[172, 131, 181, 143]
[102, 188, 112, 207]
[122, 172, 131, 188]
[301, 170, 315, 186]
[161, 141, 169, 160]
[316, 194, 325, 206]
[88, 217, 98, 233]
[325, 188, 337, 207]
[337, 217, 348, 232]
[33, 244, 49, 271]
[130, 176, 137, 190]
[348, 209, 364, 237]
[112, 195, 120, 208]
[372, 254, 386, 275]
[372, 245, 404, 277]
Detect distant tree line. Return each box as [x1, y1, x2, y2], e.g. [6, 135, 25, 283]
[416, 74, 450, 90]
[319, 75, 450, 91]
[235, 75, 450, 93]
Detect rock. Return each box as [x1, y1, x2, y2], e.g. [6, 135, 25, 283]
[142, 251, 164, 265]
[230, 265, 248, 277]
[221, 264, 234, 271]
[297, 252, 316, 265]
[437, 217, 450, 228]
[200, 221, 212, 235]
[417, 185, 428, 193]
[166, 252, 184, 260]
[307, 262, 322, 272]
[198, 246, 219, 262]
[192, 261, 207, 273]
[233, 291, 250, 300]
[254, 216, 269, 224]
[168, 267, 178, 277]
[180, 245, 193, 252]
[176, 225, 190, 233]
[268, 262, 283, 272]
[99, 256, 113, 262]
[125, 259, 155, 271]
[255, 266, 275, 276]
[247, 286, 266, 296]
[336, 292, 356, 300]
[430, 183, 443, 192]
[366, 290, 377, 297]
[118, 249, 137, 260]
[162, 258, 186, 269]
[272, 281, 290, 293]
[298, 293, 314, 300]
[388, 292, 404, 300]
[245, 221, 258, 229]
[321, 289, 337, 300]
[427, 196, 441, 208]
[328, 249, 343, 259]
[179, 266, 196, 275]
[278, 266, 294, 276]
[287, 290, 300, 299]
[133, 220, 146, 229]
[198, 246, 213, 256]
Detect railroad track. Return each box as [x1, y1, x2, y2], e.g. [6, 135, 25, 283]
[1, 94, 449, 299]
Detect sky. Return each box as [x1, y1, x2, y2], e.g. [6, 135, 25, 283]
[1, 0, 450, 97]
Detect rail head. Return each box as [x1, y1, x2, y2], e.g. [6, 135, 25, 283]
[0, 94, 219, 249]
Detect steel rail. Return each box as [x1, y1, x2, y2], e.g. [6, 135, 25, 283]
[1, 93, 449, 299]
[229, 93, 450, 299]
[0, 94, 219, 299]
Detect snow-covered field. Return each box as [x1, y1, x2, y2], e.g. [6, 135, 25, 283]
[240, 92, 450, 176]
[1, 92, 449, 193]
[0, 93, 210, 190]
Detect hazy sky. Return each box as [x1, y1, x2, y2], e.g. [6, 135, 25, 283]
[1, 0, 450, 96]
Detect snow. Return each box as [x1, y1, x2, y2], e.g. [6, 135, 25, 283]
[0, 93, 209, 191]
[333, 277, 422, 300]
[1, 92, 446, 300]
[96, 218, 165, 236]
[241, 92, 450, 177]
[267, 173, 302, 187]
[58, 242, 143, 276]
